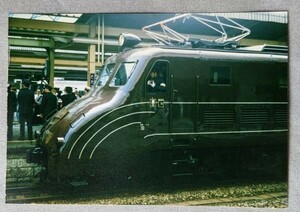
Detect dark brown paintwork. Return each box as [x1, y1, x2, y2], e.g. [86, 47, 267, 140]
[30, 46, 288, 182]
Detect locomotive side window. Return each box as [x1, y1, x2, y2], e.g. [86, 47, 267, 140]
[110, 62, 136, 86]
[146, 61, 168, 93]
[210, 66, 231, 85]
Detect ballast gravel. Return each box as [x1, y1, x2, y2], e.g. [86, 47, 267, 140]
[39, 181, 287, 208]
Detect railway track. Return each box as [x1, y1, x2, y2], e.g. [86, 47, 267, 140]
[170, 191, 287, 206]
[6, 184, 71, 203]
[6, 180, 288, 207]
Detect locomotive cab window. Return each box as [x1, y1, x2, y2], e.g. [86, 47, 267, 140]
[110, 62, 136, 86]
[210, 66, 231, 85]
[96, 63, 115, 87]
[146, 61, 169, 94]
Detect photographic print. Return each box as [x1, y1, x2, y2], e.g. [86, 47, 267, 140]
[3, 9, 293, 211]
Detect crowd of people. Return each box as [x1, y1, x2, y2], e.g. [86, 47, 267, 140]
[7, 80, 90, 141]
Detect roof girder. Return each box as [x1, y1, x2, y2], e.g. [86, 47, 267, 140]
[10, 56, 102, 67]
[9, 18, 89, 34]
[9, 37, 51, 48]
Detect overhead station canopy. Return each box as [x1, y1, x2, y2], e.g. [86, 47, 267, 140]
[8, 12, 288, 82]
[80, 12, 287, 42]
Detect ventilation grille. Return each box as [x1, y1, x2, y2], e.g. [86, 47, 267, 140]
[241, 109, 269, 124]
[275, 110, 288, 123]
[203, 110, 235, 126]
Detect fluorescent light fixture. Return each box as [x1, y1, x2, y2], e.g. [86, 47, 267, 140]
[55, 49, 115, 56]
[72, 37, 118, 46]
[96, 52, 115, 57]
[54, 71, 68, 74]
[10, 45, 114, 56]
[55, 49, 88, 54]
[21, 64, 87, 71]
[55, 66, 87, 71]
[10, 46, 46, 52]
[21, 65, 44, 69]
[9, 36, 49, 41]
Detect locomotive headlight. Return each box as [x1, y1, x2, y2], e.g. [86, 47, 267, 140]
[119, 34, 125, 46]
[57, 137, 65, 146]
[118, 33, 141, 48]
[57, 137, 65, 143]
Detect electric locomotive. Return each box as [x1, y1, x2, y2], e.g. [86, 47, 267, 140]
[28, 38, 288, 183]
[27, 14, 288, 183]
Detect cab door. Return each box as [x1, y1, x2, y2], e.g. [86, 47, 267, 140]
[140, 59, 171, 180]
[143, 60, 170, 135]
[168, 57, 198, 177]
[169, 58, 197, 133]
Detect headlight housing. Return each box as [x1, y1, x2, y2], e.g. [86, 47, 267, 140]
[119, 33, 141, 48]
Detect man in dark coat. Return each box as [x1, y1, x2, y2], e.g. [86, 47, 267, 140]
[60, 86, 76, 108]
[39, 84, 58, 122]
[7, 84, 17, 141]
[17, 80, 35, 140]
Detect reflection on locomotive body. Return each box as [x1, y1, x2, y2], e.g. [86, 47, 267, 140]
[28, 45, 288, 183]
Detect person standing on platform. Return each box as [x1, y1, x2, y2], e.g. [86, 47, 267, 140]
[60, 86, 77, 108]
[17, 80, 35, 140]
[7, 83, 17, 141]
[39, 85, 58, 123]
[33, 89, 43, 125]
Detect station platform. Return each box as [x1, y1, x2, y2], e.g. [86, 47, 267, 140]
[6, 123, 43, 183]
[8, 122, 43, 142]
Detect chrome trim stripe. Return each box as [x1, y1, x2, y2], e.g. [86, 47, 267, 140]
[68, 100, 288, 159]
[67, 102, 149, 159]
[168, 102, 288, 105]
[79, 111, 154, 159]
[144, 129, 288, 139]
[89, 122, 141, 159]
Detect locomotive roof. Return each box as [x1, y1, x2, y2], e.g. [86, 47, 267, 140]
[119, 44, 288, 63]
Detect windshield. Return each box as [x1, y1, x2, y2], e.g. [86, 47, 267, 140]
[109, 62, 136, 86]
[95, 63, 115, 87]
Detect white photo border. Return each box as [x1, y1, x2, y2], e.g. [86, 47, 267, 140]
[1, 0, 299, 211]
